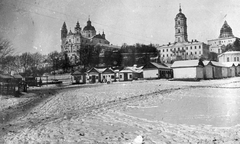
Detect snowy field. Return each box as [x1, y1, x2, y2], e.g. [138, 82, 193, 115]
[1, 78, 240, 143]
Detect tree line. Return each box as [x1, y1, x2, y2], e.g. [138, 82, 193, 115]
[0, 37, 159, 76]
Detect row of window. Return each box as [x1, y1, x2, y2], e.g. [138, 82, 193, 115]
[160, 45, 201, 53]
[227, 57, 240, 62]
[219, 40, 233, 44]
[162, 51, 201, 57]
[119, 74, 132, 79]
[89, 75, 115, 79]
[68, 38, 88, 43]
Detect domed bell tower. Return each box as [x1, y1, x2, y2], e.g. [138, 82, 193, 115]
[175, 5, 188, 43]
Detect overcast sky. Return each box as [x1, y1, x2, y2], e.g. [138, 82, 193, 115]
[0, 0, 240, 55]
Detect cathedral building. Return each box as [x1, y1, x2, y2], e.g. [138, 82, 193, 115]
[61, 18, 110, 57]
[157, 6, 209, 63]
[208, 21, 238, 54]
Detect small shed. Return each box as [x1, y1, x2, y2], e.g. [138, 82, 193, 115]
[13, 74, 23, 82]
[171, 59, 204, 80]
[119, 69, 133, 81]
[102, 67, 116, 83]
[236, 63, 240, 76]
[209, 61, 224, 79]
[119, 65, 143, 81]
[87, 67, 102, 83]
[203, 61, 213, 79]
[223, 62, 236, 77]
[127, 65, 143, 79]
[71, 70, 86, 84]
[143, 62, 172, 79]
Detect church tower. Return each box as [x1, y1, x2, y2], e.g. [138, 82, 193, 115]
[74, 21, 81, 34]
[61, 22, 68, 39]
[61, 22, 68, 52]
[175, 5, 188, 43]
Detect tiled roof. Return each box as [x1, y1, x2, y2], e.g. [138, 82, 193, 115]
[171, 60, 204, 68]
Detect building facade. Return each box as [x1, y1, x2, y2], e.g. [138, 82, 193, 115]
[157, 6, 209, 63]
[218, 51, 240, 63]
[208, 21, 237, 54]
[61, 18, 110, 57]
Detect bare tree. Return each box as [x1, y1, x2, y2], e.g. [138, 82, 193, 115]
[31, 52, 44, 68]
[19, 52, 33, 73]
[0, 37, 14, 70]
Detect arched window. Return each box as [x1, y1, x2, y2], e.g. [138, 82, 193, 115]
[178, 29, 180, 33]
[178, 21, 180, 24]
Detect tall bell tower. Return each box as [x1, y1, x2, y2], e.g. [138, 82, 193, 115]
[175, 4, 188, 43]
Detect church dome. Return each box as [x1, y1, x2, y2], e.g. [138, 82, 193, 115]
[175, 7, 186, 19]
[83, 19, 96, 31]
[219, 21, 234, 38]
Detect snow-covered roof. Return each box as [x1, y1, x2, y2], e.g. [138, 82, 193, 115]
[0, 74, 14, 79]
[120, 69, 132, 73]
[222, 62, 238, 67]
[126, 66, 143, 73]
[102, 67, 115, 74]
[72, 71, 85, 75]
[13, 74, 23, 79]
[150, 62, 171, 70]
[203, 60, 210, 66]
[171, 60, 204, 68]
[120, 66, 143, 73]
[218, 51, 240, 57]
[210, 61, 227, 67]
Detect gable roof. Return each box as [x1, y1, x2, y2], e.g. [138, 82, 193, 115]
[171, 59, 204, 68]
[203, 60, 210, 66]
[126, 66, 143, 73]
[87, 67, 103, 73]
[211, 61, 227, 68]
[102, 67, 115, 74]
[120, 66, 143, 73]
[120, 69, 133, 73]
[222, 62, 240, 67]
[0, 74, 14, 79]
[144, 62, 171, 70]
[71, 70, 86, 75]
[222, 62, 236, 67]
[13, 74, 23, 79]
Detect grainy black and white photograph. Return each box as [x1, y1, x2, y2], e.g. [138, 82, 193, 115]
[1, 0, 240, 143]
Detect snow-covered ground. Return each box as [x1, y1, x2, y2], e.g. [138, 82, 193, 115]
[1, 78, 240, 143]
